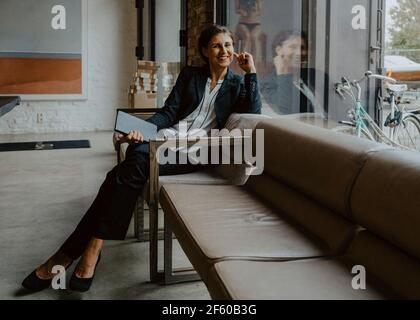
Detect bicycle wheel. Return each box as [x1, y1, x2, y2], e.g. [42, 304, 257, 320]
[393, 114, 420, 152]
[332, 125, 372, 140]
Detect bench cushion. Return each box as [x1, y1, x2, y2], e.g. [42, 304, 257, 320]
[254, 119, 391, 218]
[160, 183, 351, 282]
[157, 168, 228, 185]
[208, 258, 393, 300]
[142, 166, 230, 203]
[351, 149, 420, 261]
[245, 174, 356, 253]
[345, 231, 420, 299]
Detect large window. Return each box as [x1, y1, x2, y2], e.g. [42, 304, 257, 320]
[138, 0, 186, 107]
[385, 0, 420, 92]
[226, 0, 320, 117]
[140, 0, 185, 63]
[220, 0, 383, 122]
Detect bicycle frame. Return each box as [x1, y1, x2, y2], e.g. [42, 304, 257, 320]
[386, 92, 399, 141]
[354, 100, 375, 140]
[354, 100, 399, 145]
[335, 72, 411, 150]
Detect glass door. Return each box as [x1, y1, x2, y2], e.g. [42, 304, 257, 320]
[154, 0, 184, 63]
[218, 0, 383, 123]
[137, 0, 186, 107]
[224, 0, 315, 117]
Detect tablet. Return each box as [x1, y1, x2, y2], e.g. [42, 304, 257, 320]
[114, 110, 157, 142]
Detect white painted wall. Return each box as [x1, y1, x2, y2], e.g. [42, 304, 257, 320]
[0, 0, 137, 134]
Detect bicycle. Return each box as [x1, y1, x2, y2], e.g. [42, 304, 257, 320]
[384, 83, 420, 151]
[333, 71, 420, 151]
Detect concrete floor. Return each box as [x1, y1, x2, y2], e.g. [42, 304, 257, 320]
[0, 131, 210, 300]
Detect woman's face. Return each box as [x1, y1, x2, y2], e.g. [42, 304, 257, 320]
[275, 36, 308, 69]
[203, 33, 234, 70]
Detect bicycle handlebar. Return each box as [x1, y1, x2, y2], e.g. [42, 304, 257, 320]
[353, 71, 396, 84]
[336, 71, 398, 102]
[364, 71, 396, 83]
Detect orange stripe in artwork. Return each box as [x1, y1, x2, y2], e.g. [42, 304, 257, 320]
[0, 57, 82, 94]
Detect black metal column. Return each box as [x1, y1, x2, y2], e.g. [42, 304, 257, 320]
[215, 0, 227, 25]
[136, 0, 144, 59]
[150, 0, 156, 60]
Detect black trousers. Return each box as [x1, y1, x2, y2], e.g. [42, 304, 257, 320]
[59, 142, 199, 260]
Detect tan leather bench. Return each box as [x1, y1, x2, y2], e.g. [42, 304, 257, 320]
[208, 149, 420, 299]
[114, 110, 270, 282]
[159, 118, 420, 299]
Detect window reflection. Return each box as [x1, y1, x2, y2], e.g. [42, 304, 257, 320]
[228, 0, 327, 118]
[260, 31, 321, 115]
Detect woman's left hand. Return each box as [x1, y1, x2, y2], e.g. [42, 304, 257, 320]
[117, 130, 144, 144]
[234, 52, 257, 74]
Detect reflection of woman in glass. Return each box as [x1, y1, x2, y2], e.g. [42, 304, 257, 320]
[234, 0, 267, 73]
[272, 31, 308, 75]
[261, 31, 325, 115]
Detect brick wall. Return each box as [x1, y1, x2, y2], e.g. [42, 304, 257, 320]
[187, 0, 214, 66]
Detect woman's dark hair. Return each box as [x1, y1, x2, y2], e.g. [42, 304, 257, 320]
[198, 25, 234, 64]
[271, 30, 308, 58]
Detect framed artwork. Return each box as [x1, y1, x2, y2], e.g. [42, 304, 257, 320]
[0, 0, 88, 100]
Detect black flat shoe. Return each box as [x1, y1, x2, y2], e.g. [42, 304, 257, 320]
[69, 253, 101, 292]
[22, 261, 73, 292]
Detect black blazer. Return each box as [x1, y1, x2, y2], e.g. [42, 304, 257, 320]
[147, 66, 262, 130]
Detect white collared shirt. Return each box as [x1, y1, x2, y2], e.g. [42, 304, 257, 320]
[163, 78, 223, 139]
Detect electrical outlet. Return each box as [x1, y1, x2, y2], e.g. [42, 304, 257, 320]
[36, 113, 44, 124]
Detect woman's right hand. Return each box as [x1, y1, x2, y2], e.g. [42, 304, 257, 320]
[118, 130, 144, 144]
[274, 54, 290, 75]
[234, 52, 257, 74]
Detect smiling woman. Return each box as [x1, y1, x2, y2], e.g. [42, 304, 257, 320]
[21, 24, 262, 293]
